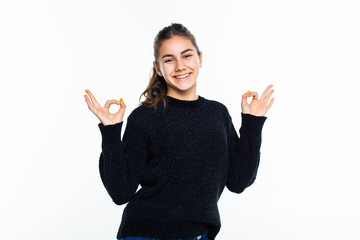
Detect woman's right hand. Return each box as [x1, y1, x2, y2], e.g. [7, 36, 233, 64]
[84, 89, 126, 126]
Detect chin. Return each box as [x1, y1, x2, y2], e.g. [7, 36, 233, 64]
[175, 82, 196, 89]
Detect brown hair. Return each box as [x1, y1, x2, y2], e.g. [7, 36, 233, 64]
[139, 23, 201, 111]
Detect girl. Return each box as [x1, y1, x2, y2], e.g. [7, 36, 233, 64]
[84, 23, 274, 240]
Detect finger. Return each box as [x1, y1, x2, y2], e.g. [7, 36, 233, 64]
[85, 89, 101, 107]
[250, 92, 258, 100]
[264, 89, 274, 104]
[267, 97, 275, 110]
[260, 84, 274, 101]
[84, 95, 96, 113]
[104, 99, 120, 109]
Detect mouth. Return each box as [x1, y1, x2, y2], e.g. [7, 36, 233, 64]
[173, 73, 191, 80]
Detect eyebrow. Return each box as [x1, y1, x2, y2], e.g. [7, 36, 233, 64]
[161, 49, 194, 59]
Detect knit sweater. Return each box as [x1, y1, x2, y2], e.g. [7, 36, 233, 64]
[98, 95, 267, 240]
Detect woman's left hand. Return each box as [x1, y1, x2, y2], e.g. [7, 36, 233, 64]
[241, 84, 275, 116]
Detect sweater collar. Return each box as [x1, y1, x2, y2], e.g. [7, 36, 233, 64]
[165, 95, 205, 108]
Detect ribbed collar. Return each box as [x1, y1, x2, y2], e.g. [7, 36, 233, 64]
[165, 95, 205, 108]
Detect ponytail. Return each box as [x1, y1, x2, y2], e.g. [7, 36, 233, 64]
[139, 67, 168, 111]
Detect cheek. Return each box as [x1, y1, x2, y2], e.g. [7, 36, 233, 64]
[159, 66, 172, 81]
[159, 64, 169, 74]
[191, 62, 201, 70]
[190, 58, 201, 68]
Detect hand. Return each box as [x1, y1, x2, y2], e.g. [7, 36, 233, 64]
[84, 89, 126, 126]
[241, 84, 275, 116]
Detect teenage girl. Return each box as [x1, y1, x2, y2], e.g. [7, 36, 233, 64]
[85, 23, 274, 240]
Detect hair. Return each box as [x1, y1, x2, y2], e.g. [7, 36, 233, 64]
[139, 23, 201, 111]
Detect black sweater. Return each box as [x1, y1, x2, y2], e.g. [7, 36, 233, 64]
[98, 95, 267, 240]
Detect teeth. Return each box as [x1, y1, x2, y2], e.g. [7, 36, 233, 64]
[174, 73, 190, 79]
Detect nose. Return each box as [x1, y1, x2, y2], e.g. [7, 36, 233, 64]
[175, 59, 186, 72]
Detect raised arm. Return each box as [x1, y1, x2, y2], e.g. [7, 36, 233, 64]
[226, 84, 274, 193]
[226, 113, 266, 193]
[98, 114, 150, 205]
[84, 90, 149, 204]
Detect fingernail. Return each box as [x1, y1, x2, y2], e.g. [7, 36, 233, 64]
[246, 90, 250, 95]
[121, 98, 124, 104]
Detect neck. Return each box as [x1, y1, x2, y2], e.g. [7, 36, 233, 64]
[166, 93, 199, 101]
[166, 88, 198, 101]
[165, 94, 204, 109]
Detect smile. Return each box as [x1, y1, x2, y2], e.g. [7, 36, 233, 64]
[173, 73, 191, 80]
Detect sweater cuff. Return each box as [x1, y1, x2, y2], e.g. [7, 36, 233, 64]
[241, 113, 267, 133]
[98, 121, 123, 144]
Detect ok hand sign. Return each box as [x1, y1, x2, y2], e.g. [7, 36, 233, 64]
[84, 89, 126, 126]
[241, 84, 275, 117]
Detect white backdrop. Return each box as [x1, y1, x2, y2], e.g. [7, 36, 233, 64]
[1, 0, 359, 239]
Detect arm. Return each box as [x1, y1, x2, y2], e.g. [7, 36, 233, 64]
[226, 84, 274, 193]
[226, 113, 267, 193]
[98, 113, 150, 205]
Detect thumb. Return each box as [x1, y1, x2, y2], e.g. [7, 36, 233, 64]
[116, 98, 126, 113]
[241, 90, 251, 114]
[242, 90, 251, 101]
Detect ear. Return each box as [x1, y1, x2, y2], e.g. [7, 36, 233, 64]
[153, 61, 162, 76]
[199, 52, 203, 68]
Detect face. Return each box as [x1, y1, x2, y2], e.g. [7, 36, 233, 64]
[154, 35, 202, 99]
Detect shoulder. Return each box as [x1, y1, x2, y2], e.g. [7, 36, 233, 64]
[123, 104, 157, 137]
[202, 97, 233, 129]
[202, 97, 231, 117]
[127, 103, 156, 123]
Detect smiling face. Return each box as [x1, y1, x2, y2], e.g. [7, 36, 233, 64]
[153, 35, 202, 100]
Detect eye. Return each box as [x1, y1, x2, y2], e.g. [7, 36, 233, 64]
[164, 59, 172, 63]
[184, 54, 192, 58]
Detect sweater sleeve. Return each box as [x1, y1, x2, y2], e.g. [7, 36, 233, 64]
[226, 113, 267, 194]
[98, 113, 150, 205]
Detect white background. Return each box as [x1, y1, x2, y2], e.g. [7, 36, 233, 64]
[1, 0, 359, 239]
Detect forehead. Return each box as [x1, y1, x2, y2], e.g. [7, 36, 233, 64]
[159, 35, 195, 56]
